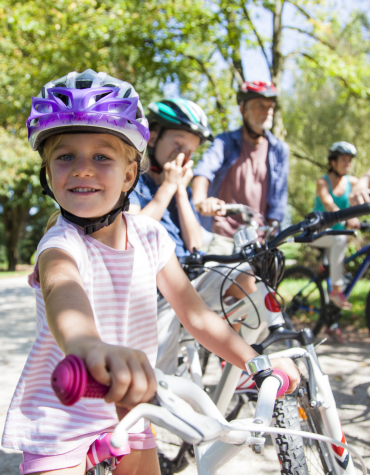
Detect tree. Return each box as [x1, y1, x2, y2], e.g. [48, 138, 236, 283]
[0, 129, 50, 270]
[283, 79, 370, 221]
[154, 0, 354, 139]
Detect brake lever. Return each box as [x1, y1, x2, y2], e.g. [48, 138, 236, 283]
[294, 229, 356, 243]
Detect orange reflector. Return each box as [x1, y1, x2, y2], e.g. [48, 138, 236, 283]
[298, 407, 308, 420]
[151, 424, 156, 437]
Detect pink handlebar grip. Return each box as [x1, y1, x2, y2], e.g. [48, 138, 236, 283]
[272, 369, 290, 397]
[52, 354, 109, 406]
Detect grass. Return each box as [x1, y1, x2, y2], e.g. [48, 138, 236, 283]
[280, 242, 302, 261]
[279, 277, 368, 329]
[0, 270, 30, 279]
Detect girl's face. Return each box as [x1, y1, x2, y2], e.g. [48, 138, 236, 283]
[47, 134, 137, 218]
[331, 153, 353, 176]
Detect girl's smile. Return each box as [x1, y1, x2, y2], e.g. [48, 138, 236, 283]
[47, 134, 137, 219]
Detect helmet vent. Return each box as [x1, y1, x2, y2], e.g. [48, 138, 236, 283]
[76, 80, 93, 89]
[123, 88, 132, 98]
[53, 92, 70, 108]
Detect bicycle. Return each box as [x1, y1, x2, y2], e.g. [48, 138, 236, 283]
[51, 353, 367, 475]
[278, 222, 370, 339]
[161, 203, 370, 474]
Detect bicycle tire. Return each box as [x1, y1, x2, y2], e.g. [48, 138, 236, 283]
[365, 290, 370, 334]
[274, 385, 341, 475]
[278, 266, 326, 336]
[274, 393, 309, 475]
[297, 383, 340, 475]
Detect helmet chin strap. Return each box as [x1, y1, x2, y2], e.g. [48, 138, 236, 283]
[331, 169, 346, 178]
[148, 127, 165, 174]
[148, 145, 163, 174]
[39, 167, 130, 235]
[243, 120, 265, 140]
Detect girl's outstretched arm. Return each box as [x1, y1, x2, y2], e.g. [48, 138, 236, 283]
[38, 248, 157, 408]
[157, 254, 300, 393]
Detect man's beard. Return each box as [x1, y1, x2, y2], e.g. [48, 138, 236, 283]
[261, 116, 273, 130]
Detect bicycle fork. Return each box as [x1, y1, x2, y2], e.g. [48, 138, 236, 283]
[272, 347, 356, 475]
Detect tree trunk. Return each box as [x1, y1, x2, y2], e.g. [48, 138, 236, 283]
[0, 197, 28, 271]
[271, 0, 285, 140]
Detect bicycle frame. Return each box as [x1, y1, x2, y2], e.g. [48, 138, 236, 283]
[343, 243, 370, 298]
[291, 243, 370, 314]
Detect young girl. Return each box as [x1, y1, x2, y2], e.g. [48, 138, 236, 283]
[2, 70, 300, 475]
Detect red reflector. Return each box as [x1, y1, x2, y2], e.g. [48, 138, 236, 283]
[264, 293, 280, 312]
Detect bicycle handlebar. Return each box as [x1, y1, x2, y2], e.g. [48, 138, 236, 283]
[51, 356, 289, 447]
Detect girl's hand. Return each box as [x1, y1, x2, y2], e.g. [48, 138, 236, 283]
[66, 339, 157, 409]
[271, 357, 300, 395]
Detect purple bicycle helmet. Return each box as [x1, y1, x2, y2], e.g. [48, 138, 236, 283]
[27, 69, 150, 235]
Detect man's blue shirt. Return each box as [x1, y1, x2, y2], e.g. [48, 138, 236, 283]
[130, 174, 199, 257]
[193, 127, 289, 231]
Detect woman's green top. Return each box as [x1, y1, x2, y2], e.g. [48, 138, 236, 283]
[313, 174, 351, 230]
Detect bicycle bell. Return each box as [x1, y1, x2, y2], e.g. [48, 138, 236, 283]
[233, 226, 258, 250]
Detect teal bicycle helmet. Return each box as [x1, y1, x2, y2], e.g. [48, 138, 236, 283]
[147, 99, 214, 145]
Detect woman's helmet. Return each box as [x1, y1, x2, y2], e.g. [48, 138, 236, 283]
[147, 99, 214, 145]
[236, 81, 278, 105]
[328, 141, 357, 158]
[26, 69, 150, 235]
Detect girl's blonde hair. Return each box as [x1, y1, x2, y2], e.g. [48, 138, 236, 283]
[42, 134, 149, 233]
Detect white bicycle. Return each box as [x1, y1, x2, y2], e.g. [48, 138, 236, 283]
[111, 364, 366, 475]
[169, 204, 370, 475]
[52, 353, 367, 475]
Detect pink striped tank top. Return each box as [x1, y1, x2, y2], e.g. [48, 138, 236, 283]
[2, 213, 175, 455]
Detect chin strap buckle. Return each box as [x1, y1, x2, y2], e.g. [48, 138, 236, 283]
[84, 216, 111, 235]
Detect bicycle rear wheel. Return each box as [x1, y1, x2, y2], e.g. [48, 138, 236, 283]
[365, 290, 370, 334]
[278, 266, 326, 335]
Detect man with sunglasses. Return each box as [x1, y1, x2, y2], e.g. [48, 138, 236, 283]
[193, 81, 289, 255]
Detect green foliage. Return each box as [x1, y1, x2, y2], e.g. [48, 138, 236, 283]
[283, 77, 370, 221]
[0, 127, 56, 268]
[1, 0, 370, 269]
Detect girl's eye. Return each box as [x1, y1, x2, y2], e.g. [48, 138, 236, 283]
[94, 154, 109, 161]
[57, 154, 74, 161]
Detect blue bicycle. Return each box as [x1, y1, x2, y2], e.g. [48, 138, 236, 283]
[278, 222, 370, 339]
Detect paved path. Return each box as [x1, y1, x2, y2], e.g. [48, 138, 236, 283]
[0, 276, 369, 474]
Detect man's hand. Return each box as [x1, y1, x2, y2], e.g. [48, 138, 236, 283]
[195, 197, 227, 216]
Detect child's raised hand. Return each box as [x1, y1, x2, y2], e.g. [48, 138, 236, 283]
[270, 357, 301, 395]
[163, 151, 187, 189]
[68, 340, 157, 409]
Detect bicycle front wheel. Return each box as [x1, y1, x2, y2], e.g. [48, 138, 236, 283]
[278, 266, 326, 335]
[274, 389, 339, 475]
[297, 383, 340, 475]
